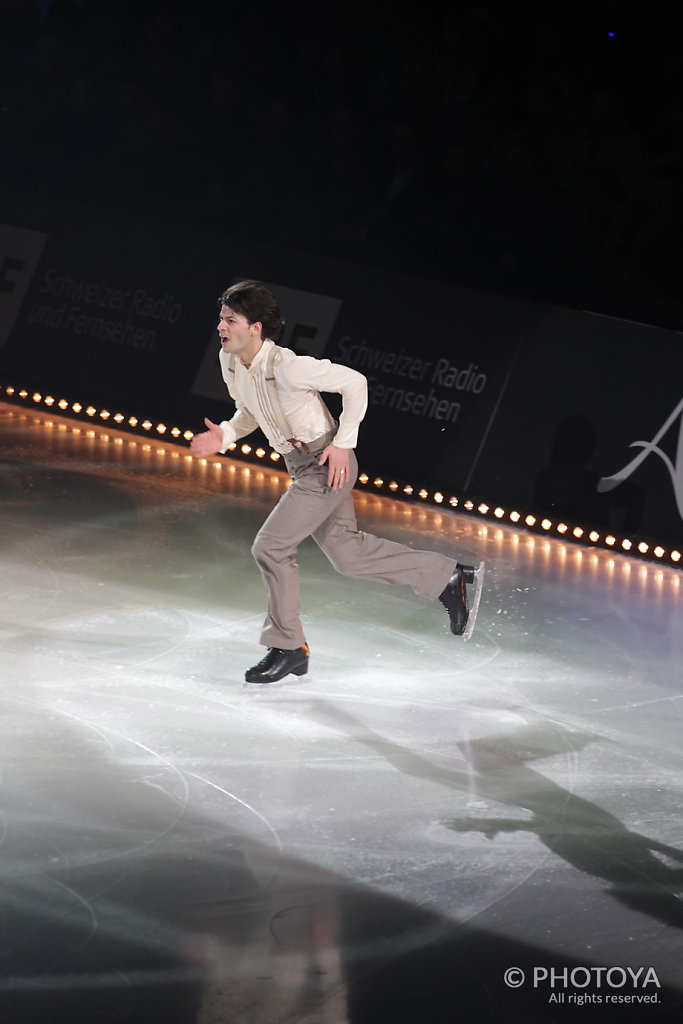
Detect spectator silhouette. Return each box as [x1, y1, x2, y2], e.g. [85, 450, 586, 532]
[534, 416, 609, 526]
[535, 415, 645, 532]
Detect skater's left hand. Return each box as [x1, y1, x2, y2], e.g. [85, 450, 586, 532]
[319, 444, 350, 489]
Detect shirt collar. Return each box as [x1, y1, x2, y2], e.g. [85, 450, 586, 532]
[239, 337, 272, 373]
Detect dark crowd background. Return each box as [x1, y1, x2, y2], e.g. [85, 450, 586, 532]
[2, 0, 682, 330]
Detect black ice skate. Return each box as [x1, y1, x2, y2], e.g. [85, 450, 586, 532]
[439, 561, 485, 641]
[244, 644, 310, 684]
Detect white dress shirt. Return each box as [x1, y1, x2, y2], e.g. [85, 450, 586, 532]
[218, 339, 368, 455]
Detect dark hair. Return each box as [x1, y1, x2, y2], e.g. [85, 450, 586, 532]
[218, 280, 285, 341]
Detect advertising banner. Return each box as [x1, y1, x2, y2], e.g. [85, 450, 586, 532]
[470, 307, 683, 541]
[0, 195, 230, 414]
[2, 189, 681, 545]
[0, 191, 524, 496]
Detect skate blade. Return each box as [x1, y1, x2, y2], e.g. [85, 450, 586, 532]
[242, 674, 309, 690]
[463, 561, 485, 642]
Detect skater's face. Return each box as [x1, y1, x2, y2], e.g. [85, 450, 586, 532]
[217, 304, 263, 362]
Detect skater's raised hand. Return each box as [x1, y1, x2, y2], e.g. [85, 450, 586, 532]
[190, 417, 224, 456]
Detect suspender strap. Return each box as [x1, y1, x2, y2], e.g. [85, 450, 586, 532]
[264, 345, 310, 451]
[227, 344, 337, 452]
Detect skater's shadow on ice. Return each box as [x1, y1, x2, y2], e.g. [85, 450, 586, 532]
[310, 702, 683, 932]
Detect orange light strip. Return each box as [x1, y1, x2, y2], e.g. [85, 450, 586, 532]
[3, 381, 681, 569]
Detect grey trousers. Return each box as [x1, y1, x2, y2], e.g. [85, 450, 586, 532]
[252, 433, 457, 649]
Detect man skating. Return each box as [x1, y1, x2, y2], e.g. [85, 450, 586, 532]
[190, 280, 484, 683]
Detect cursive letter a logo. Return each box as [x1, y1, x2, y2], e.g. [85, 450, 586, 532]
[597, 397, 683, 519]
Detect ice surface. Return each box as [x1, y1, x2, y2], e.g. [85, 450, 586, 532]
[1, 404, 682, 1023]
